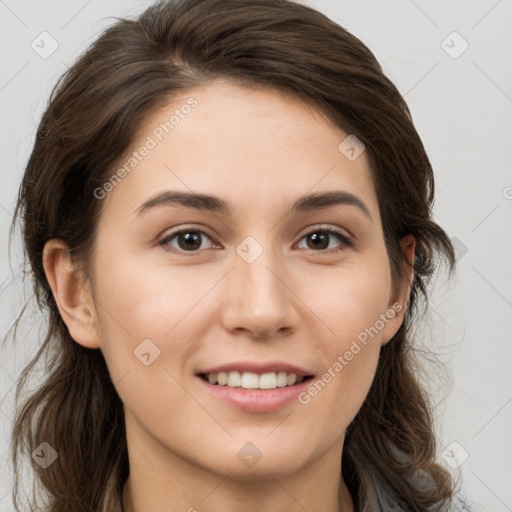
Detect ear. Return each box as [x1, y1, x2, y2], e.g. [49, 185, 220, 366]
[42, 239, 101, 349]
[381, 234, 415, 346]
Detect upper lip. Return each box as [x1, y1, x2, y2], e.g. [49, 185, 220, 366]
[197, 361, 315, 378]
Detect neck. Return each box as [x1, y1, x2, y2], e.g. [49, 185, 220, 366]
[122, 475, 354, 512]
[121, 431, 354, 512]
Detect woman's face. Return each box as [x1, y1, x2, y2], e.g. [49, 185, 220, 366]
[82, 80, 412, 480]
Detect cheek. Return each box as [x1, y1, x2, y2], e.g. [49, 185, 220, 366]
[91, 248, 215, 405]
[298, 250, 392, 414]
[93, 247, 213, 339]
[310, 248, 393, 344]
[92, 257, 204, 435]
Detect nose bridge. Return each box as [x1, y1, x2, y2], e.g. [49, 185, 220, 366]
[235, 236, 286, 306]
[221, 235, 297, 336]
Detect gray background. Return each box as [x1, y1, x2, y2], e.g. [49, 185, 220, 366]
[1, 0, 511, 510]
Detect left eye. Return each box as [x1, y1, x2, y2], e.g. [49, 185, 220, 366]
[160, 227, 351, 253]
[296, 228, 351, 252]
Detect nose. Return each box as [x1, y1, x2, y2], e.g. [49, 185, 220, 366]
[220, 246, 300, 340]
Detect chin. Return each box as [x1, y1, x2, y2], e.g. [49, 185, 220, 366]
[213, 457, 307, 481]
[194, 438, 315, 480]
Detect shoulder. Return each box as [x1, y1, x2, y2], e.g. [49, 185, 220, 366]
[372, 477, 475, 512]
[366, 457, 476, 512]
[446, 494, 478, 512]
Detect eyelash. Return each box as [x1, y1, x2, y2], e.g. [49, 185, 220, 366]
[158, 225, 353, 255]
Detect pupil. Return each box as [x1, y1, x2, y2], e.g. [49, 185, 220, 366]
[308, 232, 328, 250]
[179, 232, 201, 250]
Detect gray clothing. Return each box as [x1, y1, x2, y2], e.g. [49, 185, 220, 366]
[365, 457, 475, 511]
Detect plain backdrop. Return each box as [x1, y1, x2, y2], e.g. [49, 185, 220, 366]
[1, 0, 511, 510]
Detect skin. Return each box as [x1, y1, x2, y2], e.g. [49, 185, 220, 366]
[43, 79, 414, 512]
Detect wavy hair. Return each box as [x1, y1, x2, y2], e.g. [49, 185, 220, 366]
[9, 0, 457, 510]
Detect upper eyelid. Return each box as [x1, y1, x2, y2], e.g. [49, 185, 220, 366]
[159, 225, 216, 242]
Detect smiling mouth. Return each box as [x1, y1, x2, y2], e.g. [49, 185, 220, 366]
[198, 371, 314, 390]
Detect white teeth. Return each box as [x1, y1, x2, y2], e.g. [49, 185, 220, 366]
[276, 371, 288, 387]
[259, 372, 277, 389]
[217, 372, 228, 386]
[203, 371, 305, 389]
[227, 371, 241, 387]
[241, 372, 259, 389]
[287, 373, 297, 386]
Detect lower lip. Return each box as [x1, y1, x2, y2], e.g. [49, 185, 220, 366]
[196, 375, 313, 412]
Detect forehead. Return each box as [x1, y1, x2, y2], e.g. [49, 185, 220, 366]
[101, 79, 380, 223]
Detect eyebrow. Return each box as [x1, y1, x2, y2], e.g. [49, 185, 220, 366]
[135, 190, 372, 221]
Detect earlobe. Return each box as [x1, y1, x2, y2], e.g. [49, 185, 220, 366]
[42, 239, 101, 349]
[381, 234, 416, 346]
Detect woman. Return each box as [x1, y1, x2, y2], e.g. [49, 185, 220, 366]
[10, 0, 472, 510]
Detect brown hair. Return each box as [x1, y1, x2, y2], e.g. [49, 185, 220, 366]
[9, 0, 458, 510]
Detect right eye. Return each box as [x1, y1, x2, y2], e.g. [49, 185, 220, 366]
[159, 228, 218, 253]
